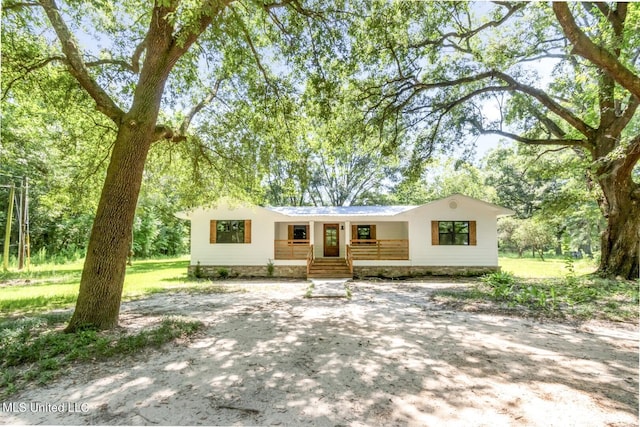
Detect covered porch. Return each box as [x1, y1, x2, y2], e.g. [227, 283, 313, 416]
[274, 221, 409, 261]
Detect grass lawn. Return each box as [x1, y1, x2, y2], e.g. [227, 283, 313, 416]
[0, 256, 204, 398]
[499, 253, 598, 277]
[433, 253, 638, 323]
[0, 257, 193, 314]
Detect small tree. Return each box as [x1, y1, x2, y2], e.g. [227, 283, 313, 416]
[512, 219, 555, 260]
[497, 216, 520, 253]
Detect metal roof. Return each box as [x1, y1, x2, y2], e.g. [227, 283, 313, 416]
[267, 205, 418, 217]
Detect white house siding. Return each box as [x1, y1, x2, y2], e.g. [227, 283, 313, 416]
[402, 197, 500, 267]
[180, 194, 512, 277]
[188, 205, 281, 266]
[350, 221, 408, 240]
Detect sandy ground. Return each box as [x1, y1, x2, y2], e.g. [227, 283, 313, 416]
[3, 279, 638, 426]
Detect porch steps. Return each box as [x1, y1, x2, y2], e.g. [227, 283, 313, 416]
[307, 258, 352, 279]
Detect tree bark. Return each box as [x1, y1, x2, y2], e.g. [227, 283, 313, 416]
[63, 2, 189, 332]
[65, 122, 154, 331]
[595, 163, 640, 280]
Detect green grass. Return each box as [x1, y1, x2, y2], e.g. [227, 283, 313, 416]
[434, 256, 639, 322]
[0, 257, 233, 398]
[0, 313, 204, 398]
[0, 257, 194, 314]
[499, 253, 597, 277]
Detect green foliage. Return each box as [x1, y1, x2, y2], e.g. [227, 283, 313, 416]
[0, 314, 203, 398]
[482, 270, 516, 286]
[216, 267, 229, 279]
[193, 261, 204, 279]
[482, 271, 516, 300]
[0, 258, 190, 314]
[470, 262, 637, 320]
[266, 259, 274, 277]
[564, 253, 580, 287]
[511, 219, 556, 259]
[393, 158, 497, 204]
[2, 0, 637, 284]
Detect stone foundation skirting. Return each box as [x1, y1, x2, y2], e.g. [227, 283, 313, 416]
[189, 264, 498, 279]
[353, 265, 499, 279]
[189, 264, 307, 279]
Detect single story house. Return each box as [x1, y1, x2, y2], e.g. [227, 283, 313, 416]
[176, 194, 514, 279]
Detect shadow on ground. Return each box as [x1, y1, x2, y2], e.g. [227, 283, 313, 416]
[6, 280, 638, 426]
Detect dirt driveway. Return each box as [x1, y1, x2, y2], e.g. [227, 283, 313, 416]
[4, 280, 638, 426]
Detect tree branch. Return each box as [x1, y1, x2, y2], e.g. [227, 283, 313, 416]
[609, 95, 639, 137]
[38, 0, 124, 123]
[131, 37, 147, 74]
[153, 79, 224, 142]
[1, 55, 65, 100]
[491, 71, 596, 138]
[85, 58, 135, 72]
[471, 123, 590, 151]
[553, 2, 640, 100]
[234, 10, 277, 93]
[409, 2, 524, 50]
[178, 79, 224, 137]
[168, 0, 234, 63]
[2, 1, 39, 11]
[394, 70, 595, 138]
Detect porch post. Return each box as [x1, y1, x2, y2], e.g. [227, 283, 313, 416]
[345, 221, 351, 259]
[309, 220, 315, 246]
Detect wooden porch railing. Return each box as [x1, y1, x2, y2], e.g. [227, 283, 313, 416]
[346, 244, 354, 275]
[274, 240, 310, 260]
[306, 244, 314, 276]
[350, 239, 409, 260]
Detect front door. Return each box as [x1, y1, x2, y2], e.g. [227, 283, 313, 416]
[323, 224, 340, 257]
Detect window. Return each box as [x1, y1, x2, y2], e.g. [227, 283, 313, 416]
[431, 220, 476, 246]
[292, 225, 308, 243]
[357, 225, 371, 240]
[210, 220, 251, 244]
[287, 225, 309, 243]
[351, 224, 376, 244]
[217, 220, 244, 243]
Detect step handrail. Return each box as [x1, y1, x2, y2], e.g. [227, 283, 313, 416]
[306, 244, 314, 276]
[346, 244, 354, 275]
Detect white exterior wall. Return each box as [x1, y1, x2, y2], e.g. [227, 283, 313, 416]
[274, 222, 311, 240]
[349, 221, 408, 240]
[403, 198, 500, 267]
[188, 205, 283, 266]
[184, 195, 508, 268]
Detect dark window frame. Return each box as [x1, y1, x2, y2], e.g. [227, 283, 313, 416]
[292, 225, 308, 243]
[438, 221, 470, 246]
[216, 220, 245, 243]
[357, 225, 372, 240]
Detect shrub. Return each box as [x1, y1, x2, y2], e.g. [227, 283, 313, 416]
[482, 271, 516, 286]
[193, 261, 204, 279]
[482, 271, 516, 300]
[216, 267, 229, 279]
[267, 259, 275, 277]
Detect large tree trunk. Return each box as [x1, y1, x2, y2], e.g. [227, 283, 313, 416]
[595, 156, 640, 280]
[64, 123, 154, 331]
[57, 0, 219, 332]
[64, 22, 178, 332]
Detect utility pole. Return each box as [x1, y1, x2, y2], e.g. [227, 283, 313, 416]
[18, 177, 28, 270]
[24, 177, 30, 270]
[3, 184, 15, 271]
